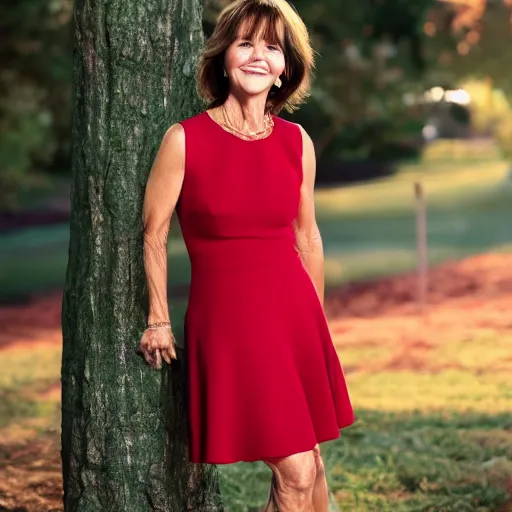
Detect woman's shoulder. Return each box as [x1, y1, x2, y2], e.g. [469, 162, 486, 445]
[274, 116, 311, 143]
[272, 114, 296, 132]
[178, 110, 207, 129]
[273, 116, 310, 139]
[273, 115, 309, 155]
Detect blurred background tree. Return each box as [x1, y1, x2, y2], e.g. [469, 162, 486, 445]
[4, 0, 512, 207]
[423, 0, 512, 158]
[0, 0, 73, 208]
[284, 0, 433, 164]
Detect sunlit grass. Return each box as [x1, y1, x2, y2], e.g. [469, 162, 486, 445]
[0, 346, 61, 389]
[316, 161, 512, 288]
[437, 334, 512, 371]
[331, 345, 391, 368]
[214, 296, 512, 509]
[323, 246, 479, 286]
[217, 410, 512, 511]
[0, 346, 61, 429]
[216, 308, 512, 509]
[315, 161, 510, 217]
[351, 370, 512, 412]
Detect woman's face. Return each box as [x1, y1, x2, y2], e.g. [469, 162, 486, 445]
[224, 22, 286, 98]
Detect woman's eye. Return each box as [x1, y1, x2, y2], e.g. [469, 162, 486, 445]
[239, 42, 251, 47]
[267, 45, 279, 51]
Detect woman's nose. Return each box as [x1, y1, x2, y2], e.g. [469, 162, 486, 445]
[251, 43, 265, 60]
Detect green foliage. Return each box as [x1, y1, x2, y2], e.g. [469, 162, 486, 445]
[319, 117, 423, 162]
[448, 102, 471, 125]
[366, 0, 435, 76]
[0, 78, 56, 209]
[494, 116, 512, 159]
[0, 0, 72, 208]
[423, 3, 512, 160]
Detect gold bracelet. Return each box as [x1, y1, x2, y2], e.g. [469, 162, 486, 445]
[147, 321, 171, 329]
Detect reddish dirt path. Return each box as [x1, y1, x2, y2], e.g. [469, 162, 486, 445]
[0, 290, 63, 352]
[325, 253, 512, 374]
[326, 252, 512, 319]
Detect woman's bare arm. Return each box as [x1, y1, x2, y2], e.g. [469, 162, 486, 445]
[142, 123, 185, 325]
[292, 125, 325, 306]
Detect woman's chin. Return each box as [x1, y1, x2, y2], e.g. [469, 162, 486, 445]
[237, 84, 273, 97]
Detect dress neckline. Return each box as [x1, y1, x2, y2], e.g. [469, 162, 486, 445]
[203, 110, 277, 143]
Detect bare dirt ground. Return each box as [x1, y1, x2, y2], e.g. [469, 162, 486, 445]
[1, 252, 512, 511]
[326, 253, 512, 374]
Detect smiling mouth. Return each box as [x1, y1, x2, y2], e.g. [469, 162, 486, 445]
[242, 69, 268, 75]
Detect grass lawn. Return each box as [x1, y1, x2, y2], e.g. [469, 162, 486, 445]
[1, 160, 512, 511]
[1, 160, 512, 302]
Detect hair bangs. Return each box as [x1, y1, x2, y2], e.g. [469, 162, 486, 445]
[236, 5, 285, 47]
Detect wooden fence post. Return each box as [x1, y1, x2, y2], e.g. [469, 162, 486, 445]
[414, 181, 428, 313]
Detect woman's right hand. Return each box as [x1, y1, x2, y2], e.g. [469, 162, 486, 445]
[138, 327, 177, 369]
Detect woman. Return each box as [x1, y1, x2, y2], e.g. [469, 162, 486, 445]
[139, 0, 355, 510]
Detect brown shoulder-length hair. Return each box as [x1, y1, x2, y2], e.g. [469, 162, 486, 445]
[196, 0, 315, 115]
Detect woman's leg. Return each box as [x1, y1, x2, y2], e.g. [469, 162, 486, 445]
[311, 444, 330, 511]
[262, 447, 317, 511]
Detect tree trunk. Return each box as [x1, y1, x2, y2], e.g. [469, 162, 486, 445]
[61, 0, 223, 510]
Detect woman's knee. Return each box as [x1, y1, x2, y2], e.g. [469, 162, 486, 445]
[263, 449, 317, 493]
[312, 443, 326, 476]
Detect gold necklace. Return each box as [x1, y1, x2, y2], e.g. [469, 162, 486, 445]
[221, 107, 273, 139]
[219, 106, 274, 141]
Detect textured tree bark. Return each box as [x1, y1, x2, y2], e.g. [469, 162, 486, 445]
[61, 0, 223, 510]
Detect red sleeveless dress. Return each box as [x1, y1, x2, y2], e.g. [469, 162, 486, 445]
[176, 111, 355, 464]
